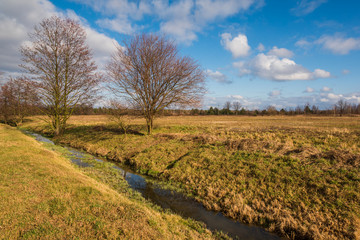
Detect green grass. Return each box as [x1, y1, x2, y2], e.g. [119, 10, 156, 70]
[22, 115, 360, 239]
[0, 124, 217, 239]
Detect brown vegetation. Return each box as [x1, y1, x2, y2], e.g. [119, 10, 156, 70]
[0, 76, 39, 125]
[0, 124, 215, 239]
[22, 115, 360, 240]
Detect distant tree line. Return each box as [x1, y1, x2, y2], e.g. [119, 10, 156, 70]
[185, 101, 360, 116]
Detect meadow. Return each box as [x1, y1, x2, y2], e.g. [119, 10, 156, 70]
[0, 124, 217, 239]
[22, 115, 360, 240]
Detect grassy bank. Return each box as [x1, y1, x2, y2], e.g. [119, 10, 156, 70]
[0, 124, 217, 239]
[22, 115, 360, 239]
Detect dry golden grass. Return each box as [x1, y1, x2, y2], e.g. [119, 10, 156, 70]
[21, 115, 360, 240]
[0, 124, 216, 239]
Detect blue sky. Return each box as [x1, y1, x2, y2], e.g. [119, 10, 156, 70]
[1, 0, 360, 109]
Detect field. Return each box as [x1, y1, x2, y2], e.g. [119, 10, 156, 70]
[0, 124, 217, 239]
[22, 115, 360, 240]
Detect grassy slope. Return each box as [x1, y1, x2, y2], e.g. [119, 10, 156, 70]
[23, 115, 360, 240]
[0, 124, 216, 239]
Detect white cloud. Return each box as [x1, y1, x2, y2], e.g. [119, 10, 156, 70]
[205, 91, 360, 110]
[97, 17, 134, 35]
[257, 43, 265, 52]
[0, 0, 57, 72]
[74, 0, 261, 44]
[160, 18, 199, 44]
[194, 0, 256, 23]
[313, 69, 331, 78]
[269, 90, 281, 97]
[304, 87, 315, 93]
[0, 0, 118, 74]
[233, 61, 251, 76]
[320, 98, 329, 102]
[291, 0, 327, 16]
[221, 33, 251, 58]
[235, 53, 331, 81]
[230, 95, 244, 100]
[84, 27, 118, 69]
[267, 46, 294, 58]
[327, 93, 342, 100]
[205, 69, 232, 84]
[316, 35, 360, 55]
[295, 39, 312, 48]
[155, 0, 198, 44]
[321, 86, 332, 92]
[251, 54, 312, 80]
[320, 92, 360, 104]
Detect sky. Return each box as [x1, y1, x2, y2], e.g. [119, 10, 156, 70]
[1, 0, 360, 110]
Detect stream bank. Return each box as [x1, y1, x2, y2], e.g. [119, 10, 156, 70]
[26, 130, 281, 240]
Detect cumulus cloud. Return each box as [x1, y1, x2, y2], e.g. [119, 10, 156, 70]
[316, 35, 360, 55]
[235, 53, 331, 81]
[267, 46, 294, 58]
[205, 69, 232, 84]
[313, 69, 331, 78]
[0, 0, 57, 72]
[291, 0, 327, 16]
[221, 33, 251, 58]
[0, 0, 118, 74]
[304, 87, 315, 93]
[72, 0, 261, 44]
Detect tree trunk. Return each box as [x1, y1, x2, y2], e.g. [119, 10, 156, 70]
[146, 116, 153, 135]
[54, 115, 62, 136]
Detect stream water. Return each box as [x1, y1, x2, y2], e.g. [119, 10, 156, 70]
[27, 131, 281, 240]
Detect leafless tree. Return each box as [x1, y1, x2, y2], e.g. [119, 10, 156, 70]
[107, 100, 131, 136]
[0, 76, 39, 126]
[20, 16, 101, 135]
[232, 101, 241, 115]
[0, 84, 11, 124]
[335, 99, 348, 116]
[107, 33, 205, 134]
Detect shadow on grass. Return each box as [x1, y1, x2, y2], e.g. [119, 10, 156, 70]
[64, 124, 145, 140]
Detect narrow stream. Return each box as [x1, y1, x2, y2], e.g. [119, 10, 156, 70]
[27, 131, 281, 240]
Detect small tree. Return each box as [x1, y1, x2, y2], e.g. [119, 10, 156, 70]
[107, 33, 205, 134]
[222, 101, 231, 115]
[20, 16, 101, 135]
[0, 77, 39, 126]
[107, 100, 131, 136]
[232, 101, 241, 115]
[335, 99, 347, 116]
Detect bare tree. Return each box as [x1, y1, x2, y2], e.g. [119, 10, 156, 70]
[232, 101, 241, 115]
[20, 16, 101, 135]
[222, 101, 231, 115]
[0, 77, 39, 125]
[107, 100, 131, 136]
[0, 84, 11, 124]
[107, 33, 205, 134]
[335, 99, 347, 116]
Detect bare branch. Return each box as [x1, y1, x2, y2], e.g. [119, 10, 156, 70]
[20, 16, 101, 135]
[107, 33, 206, 134]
